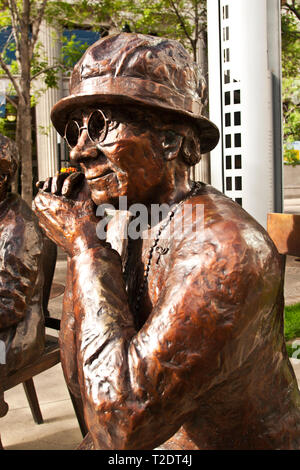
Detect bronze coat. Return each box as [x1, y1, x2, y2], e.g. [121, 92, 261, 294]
[0, 194, 44, 373]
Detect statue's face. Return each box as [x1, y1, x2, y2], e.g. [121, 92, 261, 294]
[68, 106, 169, 206]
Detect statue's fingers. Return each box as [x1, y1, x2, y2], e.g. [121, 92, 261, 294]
[51, 173, 69, 195]
[33, 195, 69, 236]
[76, 178, 92, 201]
[34, 190, 74, 213]
[42, 177, 52, 192]
[33, 191, 51, 214]
[61, 172, 85, 198]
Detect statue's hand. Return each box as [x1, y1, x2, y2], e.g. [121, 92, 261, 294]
[33, 172, 101, 256]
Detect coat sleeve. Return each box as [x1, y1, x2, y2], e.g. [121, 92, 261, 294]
[71, 217, 280, 450]
[59, 257, 81, 398]
[0, 209, 42, 330]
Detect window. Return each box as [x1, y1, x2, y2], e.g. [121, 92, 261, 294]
[225, 134, 231, 148]
[224, 48, 230, 62]
[225, 91, 230, 105]
[235, 176, 242, 191]
[226, 155, 232, 169]
[234, 133, 241, 147]
[223, 5, 229, 19]
[235, 198, 242, 206]
[234, 111, 241, 126]
[235, 155, 242, 169]
[234, 90, 241, 104]
[225, 113, 231, 127]
[226, 177, 232, 191]
[223, 27, 229, 41]
[62, 29, 100, 67]
[0, 27, 16, 63]
[224, 70, 230, 84]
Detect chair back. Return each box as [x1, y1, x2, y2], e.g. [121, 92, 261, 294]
[267, 213, 300, 257]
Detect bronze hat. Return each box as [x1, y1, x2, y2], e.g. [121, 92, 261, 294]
[51, 33, 220, 154]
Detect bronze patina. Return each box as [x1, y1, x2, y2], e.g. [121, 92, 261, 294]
[34, 33, 300, 450]
[0, 134, 44, 424]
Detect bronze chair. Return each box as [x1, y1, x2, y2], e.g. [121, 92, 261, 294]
[0, 236, 87, 449]
[267, 212, 300, 262]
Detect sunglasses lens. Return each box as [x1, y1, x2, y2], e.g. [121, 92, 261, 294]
[88, 110, 106, 143]
[65, 120, 79, 148]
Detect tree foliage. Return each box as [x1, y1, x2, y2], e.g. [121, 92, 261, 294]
[281, 0, 300, 21]
[103, 0, 207, 62]
[0, 0, 112, 202]
[0, 0, 209, 201]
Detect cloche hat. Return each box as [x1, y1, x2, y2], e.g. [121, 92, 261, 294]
[51, 33, 219, 154]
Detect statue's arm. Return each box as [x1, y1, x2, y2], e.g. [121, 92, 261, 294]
[33, 180, 280, 449]
[59, 257, 81, 397]
[0, 218, 42, 330]
[71, 231, 267, 450]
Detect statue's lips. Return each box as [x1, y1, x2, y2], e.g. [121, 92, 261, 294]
[86, 168, 114, 182]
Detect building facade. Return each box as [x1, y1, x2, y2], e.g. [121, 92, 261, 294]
[207, 0, 283, 228]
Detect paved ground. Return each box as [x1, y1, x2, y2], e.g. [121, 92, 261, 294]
[1, 233, 300, 450]
[284, 198, 300, 215]
[1, 253, 82, 450]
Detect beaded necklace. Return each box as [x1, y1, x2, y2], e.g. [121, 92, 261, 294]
[130, 181, 203, 315]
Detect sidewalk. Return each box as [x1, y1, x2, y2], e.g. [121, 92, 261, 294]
[284, 198, 300, 215]
[1, 247, 300, 450]
[1, 252, 81, 450]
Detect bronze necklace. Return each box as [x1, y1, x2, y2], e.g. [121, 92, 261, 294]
[132, 181, 203, 315]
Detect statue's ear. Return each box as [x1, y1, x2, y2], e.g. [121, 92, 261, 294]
[161, 130, 183, 161]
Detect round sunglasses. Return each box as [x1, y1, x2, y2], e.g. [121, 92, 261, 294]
[64, 109, 109, 149]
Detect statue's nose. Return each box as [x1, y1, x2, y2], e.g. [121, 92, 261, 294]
[69, 129, 99, 163]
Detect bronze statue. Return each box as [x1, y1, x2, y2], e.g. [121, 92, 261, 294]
[33, 33, 300, 450]
[0, 134, 44, 422]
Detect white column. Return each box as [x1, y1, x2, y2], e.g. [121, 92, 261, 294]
[207, 0, 282, 228]
[193, 31, 211, 184]
[207, 0, 223, 192]
[35, 22, 62, 180]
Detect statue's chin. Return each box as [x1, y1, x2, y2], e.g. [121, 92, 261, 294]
[89, 188, 125, 209]
[87, 173, 118, 204]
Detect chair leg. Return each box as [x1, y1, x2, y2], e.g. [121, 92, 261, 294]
[68, 390, 88, 437]
[0, 365, 8, 418]
[22, 378, 43, 424]
[0, 391, 8, 418]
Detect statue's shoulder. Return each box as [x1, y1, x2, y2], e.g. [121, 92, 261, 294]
[190, 182, 268, 236]
[0, 194, 43, 252]
[1, 193, 31, 217]
[179, 183, 279, 269]
[10, 194, 41, 229]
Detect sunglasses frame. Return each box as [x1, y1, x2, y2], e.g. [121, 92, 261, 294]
[64, 109, 109, 149]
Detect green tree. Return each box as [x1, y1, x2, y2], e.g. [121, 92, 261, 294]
[0, 0, 209, 202]
[108, 0, 207, 62]
[0, 0, 111, 204]
[281, 2, 300, 164]
[281, 0, 300, 21]
[107, 0, 209, 180]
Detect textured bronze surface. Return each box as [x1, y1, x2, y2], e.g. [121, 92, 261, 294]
[51, 33, 219, 155]
[0, 135, 45, 424]
[34, 33, 300, 450]
[0, 136, 44, 374]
